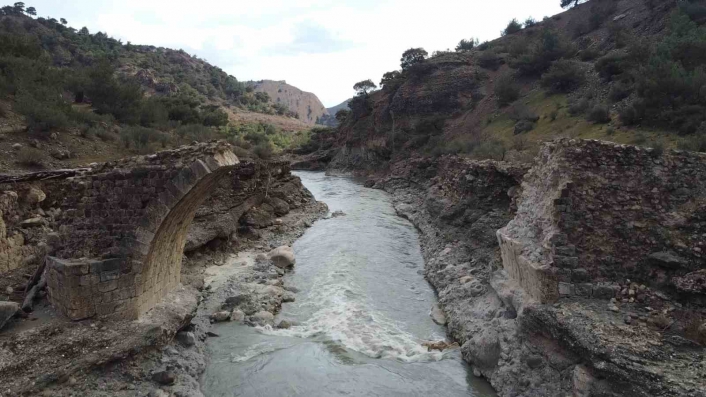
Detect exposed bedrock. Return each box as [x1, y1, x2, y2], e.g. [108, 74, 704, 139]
[370, 139, 706, 397]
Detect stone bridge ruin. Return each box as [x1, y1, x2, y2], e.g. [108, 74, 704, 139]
[1, 142, 239, 320]
[498, 139, 706, 304]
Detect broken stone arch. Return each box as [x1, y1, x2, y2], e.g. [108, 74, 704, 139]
[46, 143, 239, 320]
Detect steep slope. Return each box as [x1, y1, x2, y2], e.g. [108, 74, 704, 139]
[248, 80, 328, 125]
[330, 0, 706, 172]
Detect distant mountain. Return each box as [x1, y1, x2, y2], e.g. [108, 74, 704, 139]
[326, 99, 351, 116]
[248, 80, 328, 126]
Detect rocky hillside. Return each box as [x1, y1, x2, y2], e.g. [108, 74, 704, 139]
[248, 80, 328, 125]
[330, 0, 706, 172]
[0, 4, 316, 173]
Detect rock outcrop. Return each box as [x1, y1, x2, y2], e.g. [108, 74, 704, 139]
[369, 139, 706, 397]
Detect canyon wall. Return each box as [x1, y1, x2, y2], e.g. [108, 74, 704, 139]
[366, 139, 706, 397]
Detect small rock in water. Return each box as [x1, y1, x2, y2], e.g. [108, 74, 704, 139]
[331, 210, 346, 218]
[472, 367, 482, 377]
[268, 246, 295, 269]
[282, 292, 296, 303]
[430, 303, 447, 325]
[210, 311, 232, 322]
[230, 310, 245, 322]
[250, 311, 274, 326]
[277, 320, 292, 329]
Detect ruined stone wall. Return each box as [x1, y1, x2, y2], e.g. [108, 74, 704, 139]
[0, 187, 51, 277]
[499, 139, 706, 303]
[0, 142, 241, 320]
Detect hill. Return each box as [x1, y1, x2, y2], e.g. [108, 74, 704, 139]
[0, 4, 314, 172]
[326, 99, 351, 117]
[328, 0, 706, 171]
[247, 80, 328, 125]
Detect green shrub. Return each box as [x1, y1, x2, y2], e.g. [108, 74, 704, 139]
[595, 53, 628, 81]
[15, 92, 70, 134]
[494, 73, 520, 106]
[586, 105, 611, 124]
[632, 133, 648, 146]
[253, 141, 275, 159]
[95, 127, 116, 141]
[578, 47, 601, 61]
[502, 19, 523, 36]
[509, 103, 539, 122]
[540, 60, 585, 93]
[16, 147, 46, 168]
[175, 124, 217, 142]
[618, 103, 643, 125]
[201, 107, 229, 127]
[455, 38, 478, 52]
[472, 139, 506, 160]
[514, 120, 535, 134]
[524, 17, 537, 28]
[677, 133, 706, 152]
[550, 109, 559, 121]
[120, 126, 166, 150]
[477, 50, 502, 70]
[511, 28, 573, 76]
[568, 98, 590, 116]
[608, 80, 633, 102]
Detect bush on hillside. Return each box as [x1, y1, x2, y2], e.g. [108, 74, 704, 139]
[540, 60, 585, 93]
[568, 97, 590, 116]
[120, 126, 168, 150]
[509, 103, 539, 122]
[502, 19, 523, 36]
[514, 119, 535, 134]
[510, 28, 574, 76]
[608, 80, 633, 102]
[455, 38, 478, 52]
[586, 105, 611, 124]
[175, 124, 217, 142]
[16, 147, 46, 168]
[677, 132, 706, 152]
[477, 50, 502, 70]
[494, 73, 520, 107]
[14, 92, 70, 134]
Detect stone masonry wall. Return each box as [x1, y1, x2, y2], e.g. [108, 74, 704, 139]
[38, 142, 239, 320]
[498, 139, 706, 303]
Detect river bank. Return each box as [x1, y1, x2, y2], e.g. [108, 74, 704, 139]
[201, 171, 496, 397]
[0, 161, 327, 397]
[329, 141, 706, 397]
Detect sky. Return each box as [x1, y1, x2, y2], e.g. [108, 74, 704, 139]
[27, 0, 564, 107]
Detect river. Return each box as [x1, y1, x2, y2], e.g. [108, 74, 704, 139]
[201, 171, 496, 397]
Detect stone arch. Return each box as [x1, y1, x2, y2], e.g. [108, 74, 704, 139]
[135, 156, 237, 316]
[46, 144, 239, 320]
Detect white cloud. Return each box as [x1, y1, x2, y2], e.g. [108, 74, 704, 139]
[30, 0, 563, 106]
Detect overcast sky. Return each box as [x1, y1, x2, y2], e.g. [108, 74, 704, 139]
[28, 0, 564, 107]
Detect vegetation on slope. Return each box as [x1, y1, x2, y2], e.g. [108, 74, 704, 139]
[0, 3, 313, 170]
[332, 0, 706, 165]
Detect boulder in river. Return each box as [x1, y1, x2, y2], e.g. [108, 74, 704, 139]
[430, 303, 447, 326]
[210, 311, 232, 323]
[250, 311, 274, 326]
[268, 246, 295, 269]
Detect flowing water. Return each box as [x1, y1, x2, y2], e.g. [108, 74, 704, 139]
[201, 172, 496, 397]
